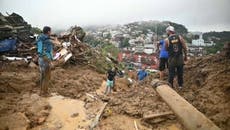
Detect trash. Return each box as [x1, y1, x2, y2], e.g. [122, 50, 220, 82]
[53, 48, 68, 60]
[0, 13, 37, 59]
[0, 39, 17, 52]
[3, 56, 32, 63]
[53, 48, 72, 63]
[0, 12, 34, 42]
[64, 53, 72, 62]
[62, 41, 71, 48]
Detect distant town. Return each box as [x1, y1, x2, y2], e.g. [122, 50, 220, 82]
[84, 21, 228, 69]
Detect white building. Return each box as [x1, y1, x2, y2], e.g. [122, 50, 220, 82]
[192, 34, 215, 47]
[192, 33, 205, 46]
[144, 44, 156, 54]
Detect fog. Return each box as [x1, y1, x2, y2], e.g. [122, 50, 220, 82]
[1, 0, 229, 32]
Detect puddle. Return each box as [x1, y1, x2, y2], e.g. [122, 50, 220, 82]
[36, 94, 90, 130]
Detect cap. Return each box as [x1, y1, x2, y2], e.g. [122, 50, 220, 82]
[166, 26, 175, 32]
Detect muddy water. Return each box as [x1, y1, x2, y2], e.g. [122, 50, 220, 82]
[39, 95, 90, 130]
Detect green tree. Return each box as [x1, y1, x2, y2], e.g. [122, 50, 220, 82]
[120, 38, 130, 48]
[31, 27, 42, 34]
[205, 43, 224, 54]
[102, 43, 119, 58]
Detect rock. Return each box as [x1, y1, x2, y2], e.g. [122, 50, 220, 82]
[38, 117, 46, 124]
[84, 103, 91, 109]
[29, 61, 38, 68]
[39, 110, 50, 116]
[71, 112, 79, 118]
[31, 93, 40, 101]
[54, 121, 63, 129]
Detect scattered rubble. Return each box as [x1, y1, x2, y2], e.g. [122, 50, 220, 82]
[0, 13, 229, 130]
[0, 12, 33, 42]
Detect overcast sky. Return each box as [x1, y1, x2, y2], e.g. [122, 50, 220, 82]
[1, 0, 230, 32]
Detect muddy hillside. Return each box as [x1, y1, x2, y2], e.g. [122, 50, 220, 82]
[0, 47, 229, 130]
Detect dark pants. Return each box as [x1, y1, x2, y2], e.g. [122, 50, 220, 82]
[168, 65, 183, 87]
[159, 58, 168, 71]
[38, 57, 51, 95]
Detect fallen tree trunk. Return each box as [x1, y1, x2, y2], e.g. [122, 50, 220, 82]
[151, 80, 221, 130]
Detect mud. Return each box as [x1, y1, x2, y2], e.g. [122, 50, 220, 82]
[33, 94, 90, 130]
[181, 55, 230, 130]
[0, 54, 229, 130]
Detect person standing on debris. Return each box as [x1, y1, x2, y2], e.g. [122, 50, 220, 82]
[157, 39, 168, 80]
[137, 66, 148, 83]
[105, 67, 116, 95]
[165, 26, 187, 89]
[37, 26, 54, 96]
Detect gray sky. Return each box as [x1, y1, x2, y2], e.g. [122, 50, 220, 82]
[1, 0, 230, 32]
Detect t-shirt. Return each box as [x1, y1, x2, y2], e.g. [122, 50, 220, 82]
[137, 70, 148, 81]
[159, 40, 168, 58]
[37, 34, 53, 60]
[107, 70, 116, 81]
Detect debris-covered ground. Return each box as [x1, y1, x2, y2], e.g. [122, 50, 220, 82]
[181, 54, 230, 130]
[0, 13, 229, 130]
[0, 49, 229, 130]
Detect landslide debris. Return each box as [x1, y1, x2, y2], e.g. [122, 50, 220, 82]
[181, 52, 230, 130]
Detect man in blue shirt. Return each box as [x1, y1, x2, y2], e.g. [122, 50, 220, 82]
[37, 26, 54, 96]
[157, 39, 169, 80]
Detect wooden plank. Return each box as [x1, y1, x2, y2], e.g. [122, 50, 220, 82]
[134, 120, 139, 130]
[90, 102, 108, 130]
[143, 111, 174, 120]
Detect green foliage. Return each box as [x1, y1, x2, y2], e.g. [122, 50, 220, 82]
[203, 31, 230, 54]
[120, 38, 130, 48]
[85, 34, 119, 57]
[101, 43, 119, 58]
[84, 35, 106, 47]
[31, 27, 42, 34]
[203, 31, 230, 43]
[205, 42, 224, 54]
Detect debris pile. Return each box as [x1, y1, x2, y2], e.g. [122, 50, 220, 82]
[0, 13, 114, 73]
[0, 12, 33, 42]
[0, 12, 36, 60]
[53, 25, 118, 73]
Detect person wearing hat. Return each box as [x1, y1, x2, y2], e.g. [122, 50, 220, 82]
[165, 26, 187, 89]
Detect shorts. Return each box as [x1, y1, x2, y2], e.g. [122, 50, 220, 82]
[106, 80, 114, 87]
[159, 58, 168, 71]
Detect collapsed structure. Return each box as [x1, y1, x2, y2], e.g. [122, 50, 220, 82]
[0, 12, 117, 73]
[0, 12, 33, 42]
